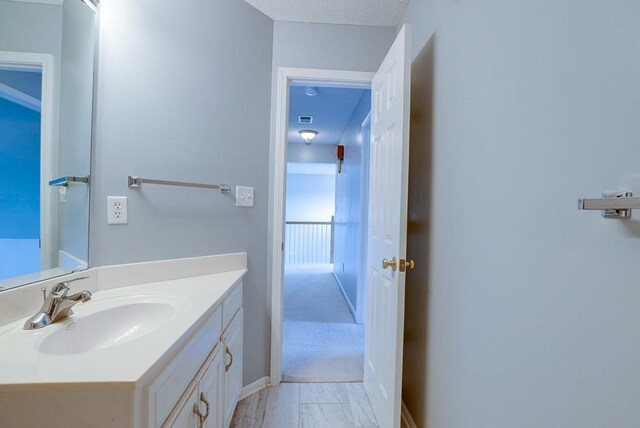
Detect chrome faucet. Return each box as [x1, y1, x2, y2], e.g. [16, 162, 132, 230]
[23, 277, 92, 330]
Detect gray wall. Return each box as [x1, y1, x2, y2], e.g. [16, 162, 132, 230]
[57, 0, 96, 265]
[271, 22, 397, 73]
[90, 0, 273, 385]
[333, 92, 369, 322]
[400, 1, 640, 427]
[0, 1, 62, 56]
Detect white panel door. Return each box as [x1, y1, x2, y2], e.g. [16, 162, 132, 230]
[364, 24, 411, 428]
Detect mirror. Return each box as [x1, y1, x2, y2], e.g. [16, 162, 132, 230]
[0, 0, 98, 291]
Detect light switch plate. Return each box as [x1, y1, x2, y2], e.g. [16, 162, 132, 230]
[235, 186, 254, 207]
[107, 196, 128, 224]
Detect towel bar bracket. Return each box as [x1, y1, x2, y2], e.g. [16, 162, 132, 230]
[49, 176, 90, 187]
[578, 191, 635, 219]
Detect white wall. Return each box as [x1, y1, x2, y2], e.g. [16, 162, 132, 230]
[287, 143, 336, 164]
[333, 92, 370, 322]
[90, 0, 273, 386]
[399, 1, 640, 427]
[286, 168, 335, 222]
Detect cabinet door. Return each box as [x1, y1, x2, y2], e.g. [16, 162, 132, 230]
[222, 309, 243, 428]
[200, 345, 224, 428]
[166, 386, 199, 428]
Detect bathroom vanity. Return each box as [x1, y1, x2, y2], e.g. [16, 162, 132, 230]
[0, 253, 246, 428]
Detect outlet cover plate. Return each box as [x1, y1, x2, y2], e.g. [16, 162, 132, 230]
[236, 186, 254, 207]
[107, 196, 128, 224]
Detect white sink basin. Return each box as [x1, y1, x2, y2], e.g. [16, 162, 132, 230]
[38, 294, 188, 355]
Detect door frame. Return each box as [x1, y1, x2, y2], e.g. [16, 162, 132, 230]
[269, 67, 375, 385]
[0, 51, 56, 271]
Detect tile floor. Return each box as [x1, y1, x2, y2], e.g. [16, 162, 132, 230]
[230, 382, 379, 428]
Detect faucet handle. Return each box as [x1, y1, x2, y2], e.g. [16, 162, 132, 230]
[41, 287, 47, 302]
[50, 276, 89, 297]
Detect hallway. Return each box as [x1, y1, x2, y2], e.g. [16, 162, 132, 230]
[283, 264, 364, 382]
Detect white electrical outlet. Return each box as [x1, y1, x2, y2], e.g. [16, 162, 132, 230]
[235, 186, 254, 207]
[107, 196, 128, 224]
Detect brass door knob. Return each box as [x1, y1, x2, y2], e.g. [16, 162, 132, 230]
[399, 258, 415, 272]
[382, 257, 398, 271]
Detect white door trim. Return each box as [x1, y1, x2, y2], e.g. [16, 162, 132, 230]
[0, 51, 56, 271]
[269, 67, 374, 385]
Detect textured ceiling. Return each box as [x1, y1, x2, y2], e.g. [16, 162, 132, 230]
[288, 85, 369, 145]
[245, 0, 409, 27]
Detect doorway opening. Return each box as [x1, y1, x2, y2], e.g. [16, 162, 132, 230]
[269, 26, 410, 428]
[283, 84, 371, 382]
[0, 66, 42, 280]
[0, 54, 55, 284]
[271, 68, 375, 384]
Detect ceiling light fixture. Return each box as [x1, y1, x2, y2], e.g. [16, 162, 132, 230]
[299, 130, 318, 143]
[305, 87, 318, 97]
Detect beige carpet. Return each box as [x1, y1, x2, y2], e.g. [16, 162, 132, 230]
[282, 264, 364, 383]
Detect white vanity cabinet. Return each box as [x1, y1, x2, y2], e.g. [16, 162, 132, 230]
[0, 253, 248, 428]
[154, 281, 244, 428]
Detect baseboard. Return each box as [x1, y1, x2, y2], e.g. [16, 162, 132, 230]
[332, 272, 357, 321]
[401, 401, 418, 428]
[239, 376, 270, 400]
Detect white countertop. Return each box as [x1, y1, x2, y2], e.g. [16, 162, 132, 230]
[0, 266, 246, 391]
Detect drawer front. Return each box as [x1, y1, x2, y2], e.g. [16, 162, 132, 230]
[222, 281, 242, 329]
[149, 306, 223, 427]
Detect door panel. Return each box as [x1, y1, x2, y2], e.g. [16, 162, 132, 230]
[200, 346, 223, 428]
[167, 387, 199, 428]
[222, 309, 243, 428]
[364, 24, 411, 428]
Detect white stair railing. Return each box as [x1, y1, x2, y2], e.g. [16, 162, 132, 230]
[284, 219, 334, 265]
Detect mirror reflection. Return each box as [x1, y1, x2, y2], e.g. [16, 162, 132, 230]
[0, 0, 98, 291]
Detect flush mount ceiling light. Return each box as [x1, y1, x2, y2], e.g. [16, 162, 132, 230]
[299, 130, 318, 143]
[305, 87, 318, 97]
